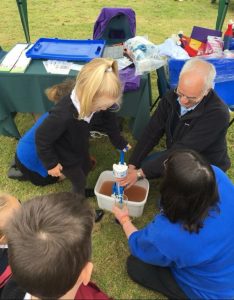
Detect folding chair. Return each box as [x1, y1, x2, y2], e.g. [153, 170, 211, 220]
[93, 7, 136, 45]
[150, 66, 171, 111]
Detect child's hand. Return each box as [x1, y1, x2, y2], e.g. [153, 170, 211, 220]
[48, 163, 63, 177]
[122, 143, 132, 152]
[112, 204, 129, 224]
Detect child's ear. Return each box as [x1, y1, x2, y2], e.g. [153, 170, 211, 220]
[79, 262, 93, 286]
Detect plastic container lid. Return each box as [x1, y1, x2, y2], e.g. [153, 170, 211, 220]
[26, 38, 106, 61]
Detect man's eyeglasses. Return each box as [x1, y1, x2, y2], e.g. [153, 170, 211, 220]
[174, 88, 205, 105]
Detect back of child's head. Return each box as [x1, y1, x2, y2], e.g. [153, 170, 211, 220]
[45, 79, 75, 103]
[0, 193, 20, 244]
[5, 192, 94, 299]
[75, 58, 122, 118]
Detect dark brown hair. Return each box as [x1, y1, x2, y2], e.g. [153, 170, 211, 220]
[5, 192, 94, 299]
[160, 149, 219, 233]
[45, 79, 75, 103]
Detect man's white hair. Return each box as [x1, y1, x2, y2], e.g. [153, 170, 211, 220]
[179, 58, 216, 91]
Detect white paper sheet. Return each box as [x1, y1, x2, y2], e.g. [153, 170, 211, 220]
[0, 43, 31, 72]
[10, 44, 33, 73]
[116, 57, 133, 70]
[43, 60, 72, 74]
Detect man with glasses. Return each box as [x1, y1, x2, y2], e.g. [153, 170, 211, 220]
[119, 58, 230, 187]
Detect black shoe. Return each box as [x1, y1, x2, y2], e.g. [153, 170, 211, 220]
[95, 209, 104, 222]
[85, 188, 95, 198]
[7, 167, 26, 181]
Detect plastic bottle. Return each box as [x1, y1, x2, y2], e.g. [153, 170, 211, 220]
[112, 163, 128, 179]
[112, 154, 128, 205]
[223, 22, 233, 50]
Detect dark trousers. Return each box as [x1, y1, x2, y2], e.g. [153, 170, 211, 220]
[62, 164, 88, 195]
[127, 255, 188, 299]
[16, 155, 90, 196]
[15, 155, 58, 186]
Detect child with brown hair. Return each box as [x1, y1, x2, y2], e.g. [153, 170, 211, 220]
[2, 192, 110, 300]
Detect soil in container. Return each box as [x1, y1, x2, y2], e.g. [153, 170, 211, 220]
[99, 181, 146, 202]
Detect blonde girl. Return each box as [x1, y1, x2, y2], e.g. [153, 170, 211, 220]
[13, 58, 129, 197]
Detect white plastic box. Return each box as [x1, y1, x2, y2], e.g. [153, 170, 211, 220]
[94, 170, 149, 217]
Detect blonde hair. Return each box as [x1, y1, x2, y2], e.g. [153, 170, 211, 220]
[0, 193, 18, 238]
[75, 58, 122, 119]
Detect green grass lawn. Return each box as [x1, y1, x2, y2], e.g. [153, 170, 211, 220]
[0, 1, 234, 299]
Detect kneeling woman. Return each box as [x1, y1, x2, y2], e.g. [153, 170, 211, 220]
[113, 149, 234, 299]
[11, 58, 129, 197]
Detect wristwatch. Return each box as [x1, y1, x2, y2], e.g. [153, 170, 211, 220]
[136, 169, 144, 181]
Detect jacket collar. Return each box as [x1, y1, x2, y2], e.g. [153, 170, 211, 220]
[168, 89, 213, 120]
[70, 89, 94, 123]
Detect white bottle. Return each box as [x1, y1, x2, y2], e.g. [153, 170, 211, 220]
[112, 163, 128, 178]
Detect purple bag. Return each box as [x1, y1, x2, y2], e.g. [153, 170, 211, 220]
[93, 8, 136, 41]
[119, 66, 140, 92]
[93, 8, 139, 92]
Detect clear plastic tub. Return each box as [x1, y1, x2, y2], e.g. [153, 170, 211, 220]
[94, 170, 149, 217]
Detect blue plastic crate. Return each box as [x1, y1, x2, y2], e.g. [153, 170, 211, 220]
[168, 58, 234, 106]
[229, 38, 234, 50]
[26, 38, 106, 61]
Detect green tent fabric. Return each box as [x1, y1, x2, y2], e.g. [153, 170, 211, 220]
[215, 0, 230, 31]
[15, 0, 229, 44]
[16, 0, 30, 43]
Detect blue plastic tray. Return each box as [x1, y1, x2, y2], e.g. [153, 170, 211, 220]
[26, 38, 106, 61]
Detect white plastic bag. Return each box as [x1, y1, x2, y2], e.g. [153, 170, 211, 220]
[124, 36, 166, 75]
[158, 38, 190, 59]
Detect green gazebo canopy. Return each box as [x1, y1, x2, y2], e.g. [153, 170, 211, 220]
[16, 0, 230, 44]
[16, 0, 30, 43]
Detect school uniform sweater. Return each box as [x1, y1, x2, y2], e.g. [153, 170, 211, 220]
[0, 246, 12, 297]
[17, 95, 127, 176]
[1, 279, 110, 300]
[128, 166, 234, 299]
[16, 113, 49, 177]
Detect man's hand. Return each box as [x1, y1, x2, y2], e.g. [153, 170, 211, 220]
[117, 168, 138, 189]
[48, 163, 63, 177]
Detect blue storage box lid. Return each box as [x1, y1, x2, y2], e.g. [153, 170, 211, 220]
[26, 38, 106, 61]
